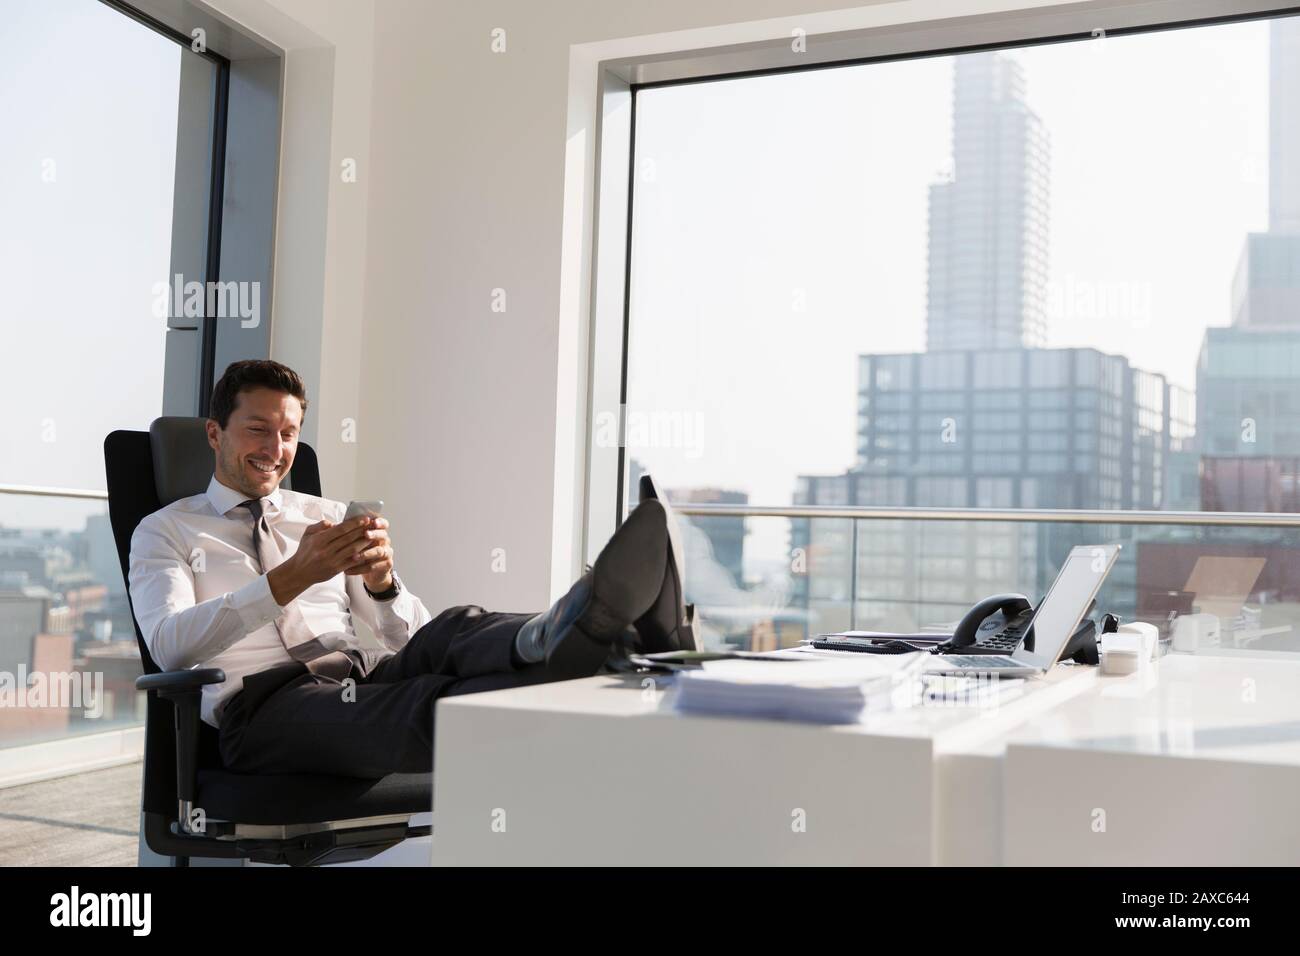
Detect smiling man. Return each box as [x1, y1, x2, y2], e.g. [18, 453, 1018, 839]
[128, 359, 691, 778]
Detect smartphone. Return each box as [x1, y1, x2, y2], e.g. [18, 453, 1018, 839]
[344, 499, 384, 521]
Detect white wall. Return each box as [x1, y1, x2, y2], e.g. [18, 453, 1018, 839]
[202, 0, 377, 514]
[208, 0, 1135, 614]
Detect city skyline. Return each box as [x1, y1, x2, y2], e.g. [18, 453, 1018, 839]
[627, 16, 1283, 548]
[787, 18, 1300, 639]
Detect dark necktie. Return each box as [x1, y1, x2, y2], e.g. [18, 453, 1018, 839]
[238, 498, 355, 681]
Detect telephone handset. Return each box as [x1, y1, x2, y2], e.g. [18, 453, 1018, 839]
[939, 593, 1036, 655]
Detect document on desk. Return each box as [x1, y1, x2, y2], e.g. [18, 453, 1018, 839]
[666, 652, 929, 724]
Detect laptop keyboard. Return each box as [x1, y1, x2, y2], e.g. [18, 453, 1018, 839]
[944, 656, 1025, 667]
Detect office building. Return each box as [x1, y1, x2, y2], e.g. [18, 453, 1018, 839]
[926, 52, 1050, 351]
[628, 456, 749, 590]
[1269, 17, 1300, 235]
[792, 341, 1189, 631]
[661, 486, 748, 586]
[1197, 19, 1300, 511]
[1200, 456, 1300, 512]
[787, 43, 1182, 630]
[853, 348, 1186, 511]
[1197, 327, 1300, 460]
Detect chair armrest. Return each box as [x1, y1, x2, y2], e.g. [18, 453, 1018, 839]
[136, 668, 226, 692]
[135, 668, 226, 832]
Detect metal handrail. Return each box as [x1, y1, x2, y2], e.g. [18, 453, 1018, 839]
[0, 483, 108, 501]
[674, 502, 1300, 528]
[7, 482, 1297, 528]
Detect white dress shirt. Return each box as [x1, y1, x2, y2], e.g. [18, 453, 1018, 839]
[129, 474, 433, 728]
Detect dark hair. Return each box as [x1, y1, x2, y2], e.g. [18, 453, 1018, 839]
[209, 360, 309, 429]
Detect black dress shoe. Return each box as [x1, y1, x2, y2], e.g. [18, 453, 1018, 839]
[520, 497, 669, 678]
[632, 474, 698, 654]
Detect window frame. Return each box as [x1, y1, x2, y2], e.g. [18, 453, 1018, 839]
[99, 0, 233, 416]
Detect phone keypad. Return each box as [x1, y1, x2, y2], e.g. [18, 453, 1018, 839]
[975, 624, 1025, 653]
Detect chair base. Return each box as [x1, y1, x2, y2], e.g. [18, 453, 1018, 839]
[144, 811, 432, 867]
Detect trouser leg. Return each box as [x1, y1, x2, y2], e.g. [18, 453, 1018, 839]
[218, 606, 561, 777]
[364, 604, 533, 684]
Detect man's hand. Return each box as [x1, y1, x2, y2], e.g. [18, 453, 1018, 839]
[266, 515, 376, 606]
[343, 516, 395, 594]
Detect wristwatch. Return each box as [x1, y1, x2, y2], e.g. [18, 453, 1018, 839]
[364, 576, 401, 602]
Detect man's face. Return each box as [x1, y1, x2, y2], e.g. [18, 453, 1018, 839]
[206, 387, 303, 499]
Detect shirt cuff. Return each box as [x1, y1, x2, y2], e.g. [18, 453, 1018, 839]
[369, 573, 416, 629]
[231, 573, 285, 632]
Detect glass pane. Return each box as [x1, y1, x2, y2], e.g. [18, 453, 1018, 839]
[0, 0, 213, 493]
[851, 518, 1300, 657]
[0, 1, 218, 750]
[626, 13, 1300, 521]
[0, 493, 145, 749]
[669, 510, 1300, 656]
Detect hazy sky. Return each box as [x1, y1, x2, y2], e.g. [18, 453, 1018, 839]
[1, 0, 181, 528]
[627, 18, 1273, 527]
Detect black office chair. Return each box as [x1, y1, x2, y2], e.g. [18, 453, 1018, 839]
[105, 417, 433, 866]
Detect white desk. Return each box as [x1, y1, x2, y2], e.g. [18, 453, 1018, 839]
[430, 653, 1300, 866]
[1001, 654, 1300, 865]
[430, 663, 1097, 866]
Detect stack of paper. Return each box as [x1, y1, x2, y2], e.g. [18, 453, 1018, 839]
[666, 653, 928, 724]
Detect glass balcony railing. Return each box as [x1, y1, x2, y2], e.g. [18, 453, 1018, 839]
[672, 503, 1300, 657]
[0, 485, 145, 751]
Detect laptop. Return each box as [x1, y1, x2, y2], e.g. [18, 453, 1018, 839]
[924, 544, 1121, 677]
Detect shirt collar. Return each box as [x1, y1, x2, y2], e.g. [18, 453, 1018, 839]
[206, 474, 285, 518]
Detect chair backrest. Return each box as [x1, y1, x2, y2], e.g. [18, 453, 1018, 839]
[104, 418, 322, 813]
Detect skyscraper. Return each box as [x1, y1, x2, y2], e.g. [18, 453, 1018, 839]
[1269, 18, 1300, 235]
[790, 50, 1176, 635]
[1199, 17, 1300, 511]
[925, 52, 1050, 351]
[1226, 17, 1300, 331]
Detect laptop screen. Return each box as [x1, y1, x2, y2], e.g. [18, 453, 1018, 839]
[1012, 544, 1121, 670]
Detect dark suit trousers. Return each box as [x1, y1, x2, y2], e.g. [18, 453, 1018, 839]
[218, 604, 557, 778]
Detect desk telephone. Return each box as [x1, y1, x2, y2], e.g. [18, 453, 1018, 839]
[938, 593, 1036, 654]
[813, 592, 1103, 663]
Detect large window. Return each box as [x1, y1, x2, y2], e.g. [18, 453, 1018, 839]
[0, 0, 228, 750]
[616, 10, 1300, 654]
